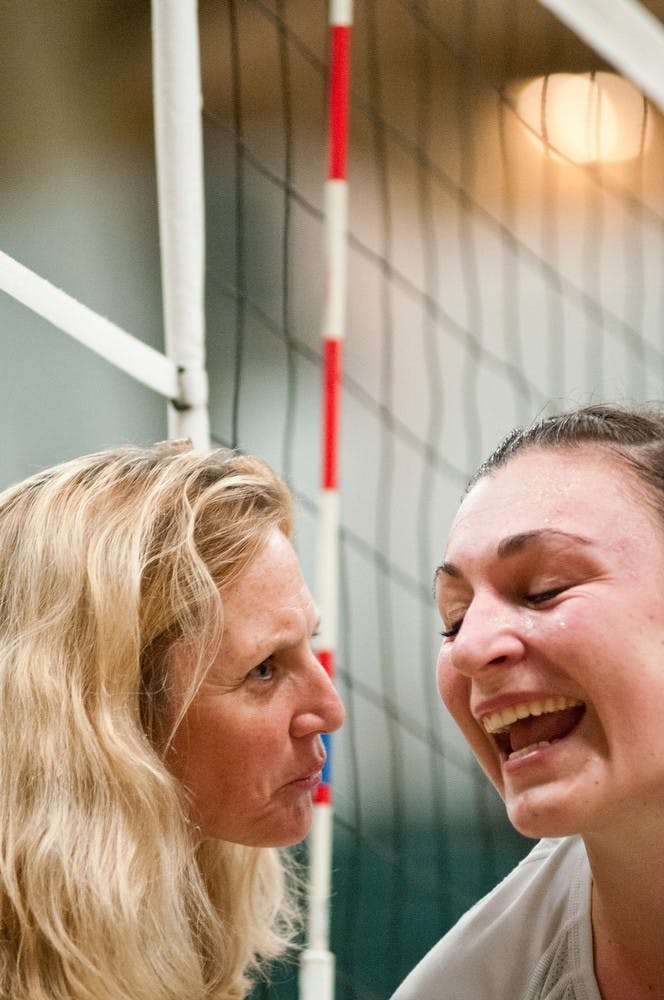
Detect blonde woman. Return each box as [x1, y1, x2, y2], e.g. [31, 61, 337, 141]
[0, 441, 344, 999]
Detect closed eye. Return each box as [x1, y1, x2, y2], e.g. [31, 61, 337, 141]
[526, 586, 567, 605]
[440, 619, 464, 640]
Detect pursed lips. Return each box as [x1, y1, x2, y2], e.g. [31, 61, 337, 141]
[288, 750, 327, 786]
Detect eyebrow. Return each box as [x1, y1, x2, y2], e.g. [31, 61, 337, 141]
[434, 528, 592, 583]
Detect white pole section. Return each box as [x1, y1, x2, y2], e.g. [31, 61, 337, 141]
[538, 0, 664, 114]
[151, 0, 210, 450]
[0, 250, 178, 399]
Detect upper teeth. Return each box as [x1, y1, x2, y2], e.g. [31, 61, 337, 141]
[482, 696, 583, 734]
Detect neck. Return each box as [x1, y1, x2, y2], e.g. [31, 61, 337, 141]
[585, 822, 664, 1000]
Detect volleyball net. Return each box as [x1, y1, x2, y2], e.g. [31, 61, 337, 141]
[2, 2, 664, 999]
[202, 6, 664, 995]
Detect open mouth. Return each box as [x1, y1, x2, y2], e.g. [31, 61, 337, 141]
[482, 696, 585, 761]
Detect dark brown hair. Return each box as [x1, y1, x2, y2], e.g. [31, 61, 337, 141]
[468, 403, 664, 517]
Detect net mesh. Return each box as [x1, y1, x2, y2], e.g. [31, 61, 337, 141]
[203, 3, 664, 998]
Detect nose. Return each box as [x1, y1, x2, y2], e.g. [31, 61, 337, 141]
[289, 651, 345, 739]
[447, 591, 526, 678]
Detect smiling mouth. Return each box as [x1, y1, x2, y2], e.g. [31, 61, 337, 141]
[482, 696, 585, 761]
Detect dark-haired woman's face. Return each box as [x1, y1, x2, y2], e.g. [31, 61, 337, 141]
[435, 446, 664, 842]
[167, 529, 344, 845]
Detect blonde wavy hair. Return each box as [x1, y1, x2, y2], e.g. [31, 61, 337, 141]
[0, 441, 299, 999]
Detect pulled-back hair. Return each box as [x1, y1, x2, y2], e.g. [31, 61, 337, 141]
[468, 403, 664, 519]
[0, 441, 297, 999]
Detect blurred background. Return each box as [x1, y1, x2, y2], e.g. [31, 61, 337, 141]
[2, 2, 664, 998]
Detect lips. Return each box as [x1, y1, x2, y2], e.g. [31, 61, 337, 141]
[480, 696, 585, 760]
[287, 770, 323, 791]
[288, 751, 327, 788]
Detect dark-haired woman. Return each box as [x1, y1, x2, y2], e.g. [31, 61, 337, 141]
[393, 404, 664, 1000]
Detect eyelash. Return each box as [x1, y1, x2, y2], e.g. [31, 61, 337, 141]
[526, 586, 566, 605]
[439, 587, 567, 640]
[440, 622, 462, 639]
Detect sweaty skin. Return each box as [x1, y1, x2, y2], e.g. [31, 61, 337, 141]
[435, 447, 664, 842]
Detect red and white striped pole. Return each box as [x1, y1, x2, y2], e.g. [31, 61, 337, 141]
[299, 3, 352, 999]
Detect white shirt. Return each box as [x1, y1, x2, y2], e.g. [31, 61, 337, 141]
[391, 837, 601, 1000]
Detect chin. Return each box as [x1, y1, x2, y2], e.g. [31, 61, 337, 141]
[239, 809, 314, 849]
[272, 829, 311, 848]
[194, 795, 315, 847]
[505, 794, 582, 840]
[246, 822, 313, 849]
[276, 811, 315, 848]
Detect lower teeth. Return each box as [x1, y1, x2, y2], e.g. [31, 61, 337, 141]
[508, 740, 551, 761]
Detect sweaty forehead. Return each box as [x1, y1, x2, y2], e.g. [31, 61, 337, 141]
[447, 447, 651, 556]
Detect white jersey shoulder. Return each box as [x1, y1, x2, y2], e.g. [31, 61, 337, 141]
[391, 836, 600, 1000]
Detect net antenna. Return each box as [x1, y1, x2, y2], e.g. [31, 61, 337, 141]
[538, 0, 664, 113]
[0, 1, 209, 452]
[299, 3, 352, 1000]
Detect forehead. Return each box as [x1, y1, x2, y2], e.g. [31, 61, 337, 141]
[447, 447, 657, 560]
[220, 529, 314, 654]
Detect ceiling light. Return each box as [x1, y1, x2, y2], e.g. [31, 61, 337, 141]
[515, 72, 651, 164]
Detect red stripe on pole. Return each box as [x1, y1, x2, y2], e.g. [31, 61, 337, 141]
[317, 647, 334, 679]
[314, 783, 332, 805]
[322, 339, 342, 490]
[328, 25, 351, 180]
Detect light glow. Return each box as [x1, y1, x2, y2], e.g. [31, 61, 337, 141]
[516, 72, 651, 164]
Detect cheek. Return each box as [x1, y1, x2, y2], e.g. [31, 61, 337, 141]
[169, 700, 247, 788]
[436, 649, 500, 776]
[436, 648, 466, 718]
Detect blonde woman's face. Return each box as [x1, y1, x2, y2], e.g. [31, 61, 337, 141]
[167, 529, 344, 846]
